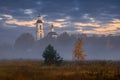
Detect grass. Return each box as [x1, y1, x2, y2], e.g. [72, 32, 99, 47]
[0, 60, 120, 80]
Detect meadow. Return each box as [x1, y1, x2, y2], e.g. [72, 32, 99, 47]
[0, 60, 120, 80]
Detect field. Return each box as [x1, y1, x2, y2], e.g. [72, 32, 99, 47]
[0, 60, 120, 80]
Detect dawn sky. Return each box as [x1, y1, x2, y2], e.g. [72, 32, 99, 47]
[0, 0, 120, 37]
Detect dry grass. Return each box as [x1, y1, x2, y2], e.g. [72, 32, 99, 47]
[0, 60, 120, 80]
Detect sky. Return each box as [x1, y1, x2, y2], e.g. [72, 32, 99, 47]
[0, 0, 120, 39]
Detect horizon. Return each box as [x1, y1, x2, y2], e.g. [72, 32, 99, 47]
[0, 0, 120, 60]
[0, 1, 120, 80]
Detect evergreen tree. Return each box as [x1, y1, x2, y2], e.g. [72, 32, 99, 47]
[42, 44, 63, 65]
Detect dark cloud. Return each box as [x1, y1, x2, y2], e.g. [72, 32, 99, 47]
[0, 0, 120, 44]
[1, 0, 120, 19]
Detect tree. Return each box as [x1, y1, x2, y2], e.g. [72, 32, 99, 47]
[57, 32, 70, 44]
[73, 38, 86, 62]
[42, 44, 63, 65]
[14, 33, 34, 50]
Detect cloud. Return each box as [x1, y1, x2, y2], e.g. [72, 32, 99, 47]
[74, 22, 100, 27]
[5, 19, 36, 27]
[41, 15, 48, 18]
[2, 14, 69, 28]
[0, 0, 120, 36]
[0, 17, 3, 20]
[24, 9, 33, 15]
[73, 14, 120, 35]
[82, 14, 89, 19]
[74, 14, 101, 28]
[2, 14, 36, 27]
[94, 19, 120, 32]
[46, 17, 71, 28]
[74, 7, 79, 11]
[2, 14, 13, 19]
[1, 12, 120, 35]
[83, 30, 116, 35]
[36, 1, 42, 5]
[46, 21, 69, 28]
[55, 19, 66, 22]
[82, 14, 97, 23]
[65, 16, 71, 20]
[112, 19, 120, 23]
[76, 30, 96, 34]
[55, 16, 71, 22]
[76, 29, 116, 35]
[75, 18, 120, 35]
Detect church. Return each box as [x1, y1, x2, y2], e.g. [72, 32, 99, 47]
[36, 16, 58, 40]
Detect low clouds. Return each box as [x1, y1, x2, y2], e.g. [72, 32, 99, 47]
[0, 0, 120, 35]
[82, 14, 97, 23]
[1, 14, 36, 27]
[1, 14, 69, 28]
[0, 17, 3, 20]
[74, 22, 100, 27]
[55, 19, 66, 22]
[112, 19, 120, 23]
[2, 14, 13, 19]
[36, 1, 42, 5]
[46, 21, 69, 28]
[1, 13, 120, 35]
[75, 18, 120, 35]
[74, 14, 100, 28]
[24, 9, 34, 15]
[46, 17, 71, 28]
[94, 19, 120, 34]
[5, 19, 36, 27]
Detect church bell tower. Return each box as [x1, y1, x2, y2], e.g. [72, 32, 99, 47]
[36, 15, 44, 40]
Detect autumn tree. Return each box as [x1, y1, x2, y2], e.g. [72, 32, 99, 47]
[73, 38, 86, 62]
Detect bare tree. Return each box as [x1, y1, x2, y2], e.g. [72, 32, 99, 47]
[73, 38, 86, 62]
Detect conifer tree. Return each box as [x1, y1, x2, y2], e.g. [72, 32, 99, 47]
[42, 44, 63, 65]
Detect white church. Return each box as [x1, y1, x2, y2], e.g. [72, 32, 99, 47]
[36, 16, 58, 40]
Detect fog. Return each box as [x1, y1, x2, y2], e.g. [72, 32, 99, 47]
[0, 32, 120, 60]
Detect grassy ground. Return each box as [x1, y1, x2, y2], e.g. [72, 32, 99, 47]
[0, 60, 120, 80]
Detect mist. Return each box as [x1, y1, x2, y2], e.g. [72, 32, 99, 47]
[0, 32, 120, 60]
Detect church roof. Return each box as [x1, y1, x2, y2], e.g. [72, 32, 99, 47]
[36, 20, 43, 23]
[47, 32, 57, 36]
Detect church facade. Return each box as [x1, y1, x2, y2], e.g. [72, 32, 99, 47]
[36, 16, 58, 40]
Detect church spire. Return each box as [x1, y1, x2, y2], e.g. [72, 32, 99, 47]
[51, 24, 55, 32]
[36, 15, 44, 40]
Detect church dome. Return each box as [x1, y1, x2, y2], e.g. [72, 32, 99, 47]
[36, 20, 43, 23]
[47, 24, 58, 38]
[47, 32, 58, 38]
[47, 32, 57, 36]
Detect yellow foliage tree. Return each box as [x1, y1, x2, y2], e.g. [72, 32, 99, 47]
[73, 38, 86, 62]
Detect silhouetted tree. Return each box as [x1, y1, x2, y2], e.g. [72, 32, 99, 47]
[42, 44, 63, 65]
[14, 33, 34, 50]
[73, 38, 86, 62]
[57, 32, 71, 44]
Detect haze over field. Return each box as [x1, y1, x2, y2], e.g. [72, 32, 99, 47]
[0, 0, 120, 60]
